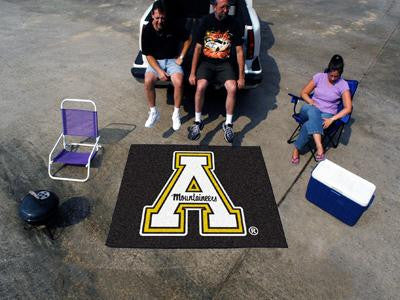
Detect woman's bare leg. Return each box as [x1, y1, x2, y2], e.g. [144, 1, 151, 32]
[313, 133, 324, 155]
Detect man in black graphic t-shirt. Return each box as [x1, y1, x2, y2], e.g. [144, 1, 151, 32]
[188, 0, 245, 143]
[141, 1, 191, 131]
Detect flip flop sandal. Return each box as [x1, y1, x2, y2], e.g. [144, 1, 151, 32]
[315, 153, 325, 162]
[291, 156, 300, 165]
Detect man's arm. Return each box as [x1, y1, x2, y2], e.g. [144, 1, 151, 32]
[146, 55, 169, 81]
[236, 45, 245, 89]
[176, 35, 192, 66]
[189, 43, 202, 86]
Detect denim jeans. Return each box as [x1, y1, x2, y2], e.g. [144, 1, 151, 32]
[294, 104, 333, 150]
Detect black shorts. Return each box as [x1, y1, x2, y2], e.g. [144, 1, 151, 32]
[196, 61, 236, 84]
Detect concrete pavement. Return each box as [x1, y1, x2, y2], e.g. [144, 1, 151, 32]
[0, 0, 399, 298]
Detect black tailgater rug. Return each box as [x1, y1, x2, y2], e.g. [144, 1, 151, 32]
[106, 145, 287, 248]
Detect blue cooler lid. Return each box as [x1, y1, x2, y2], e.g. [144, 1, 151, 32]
[311, 160, 376, 207]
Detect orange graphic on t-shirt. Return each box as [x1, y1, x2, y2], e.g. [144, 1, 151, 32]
[203, 31, 232, 59]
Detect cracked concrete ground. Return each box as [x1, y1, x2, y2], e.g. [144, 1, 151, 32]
[0, 0, 399, 298]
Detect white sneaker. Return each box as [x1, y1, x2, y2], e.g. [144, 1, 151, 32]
[172, 113, 181, 131]
[145, 109, 160, 128]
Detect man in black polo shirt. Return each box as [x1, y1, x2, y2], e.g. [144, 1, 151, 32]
[188, 0, 245, 143]
[141, 1, 191, 130]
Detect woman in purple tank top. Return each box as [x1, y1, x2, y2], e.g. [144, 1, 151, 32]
[291, 55, 352, 164]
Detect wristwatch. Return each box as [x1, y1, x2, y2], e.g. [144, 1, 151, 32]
[179, 55, 184, 60]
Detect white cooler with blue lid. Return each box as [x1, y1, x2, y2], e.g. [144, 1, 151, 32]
[306, 159, 376, 226]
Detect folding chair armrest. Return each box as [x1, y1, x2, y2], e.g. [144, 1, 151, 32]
[86, 136, 101, 166]
[288, 93, 303, 103]
[340, 114, 350, 124]
[288, 93, 304, 115]
[49, 133, 64, 162]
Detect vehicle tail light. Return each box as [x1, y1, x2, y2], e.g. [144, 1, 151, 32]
[246, 29, 255, 59]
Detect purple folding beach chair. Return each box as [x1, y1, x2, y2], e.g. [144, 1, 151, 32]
[48, 99, 101, 182]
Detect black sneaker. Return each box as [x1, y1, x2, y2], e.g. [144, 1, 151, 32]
[222, 123, 234, 143]
[188, 121, 204, 140]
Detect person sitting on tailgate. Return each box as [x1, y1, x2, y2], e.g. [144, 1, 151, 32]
[141, 1, 192, 131]
[188, 0, 245, 143]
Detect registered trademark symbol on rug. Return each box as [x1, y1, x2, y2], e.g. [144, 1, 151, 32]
[248, 226, 259, 236]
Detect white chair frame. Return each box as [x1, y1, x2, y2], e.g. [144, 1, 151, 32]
[48, 99, 101, 182]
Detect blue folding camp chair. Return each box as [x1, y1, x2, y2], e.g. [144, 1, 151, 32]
[287, 79, 359, 160]
[48, 99, 101, 182]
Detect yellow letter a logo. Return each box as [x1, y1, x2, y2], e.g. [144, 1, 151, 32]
[140, 151, 246, 236]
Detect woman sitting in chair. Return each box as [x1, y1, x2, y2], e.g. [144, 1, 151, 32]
[291, 54, 352, 164]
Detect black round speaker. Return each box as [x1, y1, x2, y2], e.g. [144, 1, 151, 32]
[19, 190, 59, 225]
